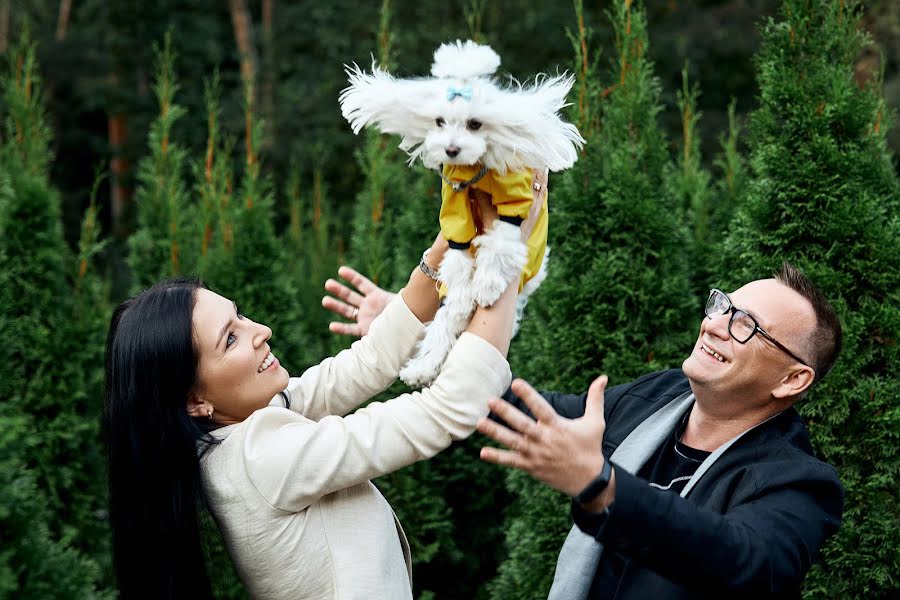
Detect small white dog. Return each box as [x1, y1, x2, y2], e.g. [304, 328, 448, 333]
[340, 40, 584, 386]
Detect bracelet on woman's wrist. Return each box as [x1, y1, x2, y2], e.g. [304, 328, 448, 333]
[418, 249, 441, 281]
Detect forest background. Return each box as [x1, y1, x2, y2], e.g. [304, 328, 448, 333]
[0, 0, 897, 598]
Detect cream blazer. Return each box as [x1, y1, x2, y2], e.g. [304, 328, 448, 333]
[200, 293, 511, 599]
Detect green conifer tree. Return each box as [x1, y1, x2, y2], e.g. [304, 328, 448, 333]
[0, 33, 108, 597]
[712, 99, 746, 237]
[716, 1, 899, 595]
[199, 74, 311, 378]
[667, 65, 715, 296]
[281, 163, 343, 365]
[128, 33, 199, 288]
[491, 1, 695, 596]
[341, 4, 490, 595]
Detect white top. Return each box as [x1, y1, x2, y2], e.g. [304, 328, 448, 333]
[200, 293, 511, 599]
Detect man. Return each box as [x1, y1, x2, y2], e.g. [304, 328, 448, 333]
[477, 263, 843, 598]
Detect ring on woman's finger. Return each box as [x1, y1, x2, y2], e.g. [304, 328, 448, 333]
[351, 307, 359, 320]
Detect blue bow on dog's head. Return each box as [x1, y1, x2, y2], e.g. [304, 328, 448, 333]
[446, 85, 473, 102]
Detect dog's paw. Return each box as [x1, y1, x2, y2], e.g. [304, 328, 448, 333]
[400, 354, 443, 387]
[439, 249, 476, 289]
[471, 270, 511, 307]
[472, 221, 527, 306]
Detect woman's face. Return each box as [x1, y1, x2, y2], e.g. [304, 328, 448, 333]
[190, 289, 290, 425]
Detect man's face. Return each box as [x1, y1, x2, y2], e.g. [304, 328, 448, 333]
[682, 278, 815, 408]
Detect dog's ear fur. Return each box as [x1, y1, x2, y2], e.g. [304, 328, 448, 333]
[480, 73, 585, 172]
[340, 62, 437, 145]
[431, 40, 500, 80]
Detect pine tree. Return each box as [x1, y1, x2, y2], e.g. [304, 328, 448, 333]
[491, 1, 695, 596]
[0, 33, 108, 597]
[716, 1, 899, 595]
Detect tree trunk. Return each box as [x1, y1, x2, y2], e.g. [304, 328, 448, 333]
[228, 0, 258, 87]
[108, 112, 131, 236]
[261, 0, 274, 151]
[56, 0, 72, 41]
[0, 0, 10, 54]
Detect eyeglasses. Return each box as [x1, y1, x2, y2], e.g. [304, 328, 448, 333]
[705, 289, 812, 369]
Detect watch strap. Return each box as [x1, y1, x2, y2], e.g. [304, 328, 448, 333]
[570, 496, 610, 540]
[574, 458, 613, 505]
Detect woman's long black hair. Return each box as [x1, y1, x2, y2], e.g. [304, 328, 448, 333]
[104, 278, 218, 599]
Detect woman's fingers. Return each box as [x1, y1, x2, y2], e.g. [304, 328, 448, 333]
[328, 321, 361, 337]
[324, 278, 364, 308]
[337, 265, 376, 294]
[322, 295, 357, 320]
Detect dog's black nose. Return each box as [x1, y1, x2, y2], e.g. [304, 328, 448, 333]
[445, 146, 460, 158]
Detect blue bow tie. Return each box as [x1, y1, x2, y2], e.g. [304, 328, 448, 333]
[446, 85, 473, 101]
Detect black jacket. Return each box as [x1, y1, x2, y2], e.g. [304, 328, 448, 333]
[502, 369, 844, 599]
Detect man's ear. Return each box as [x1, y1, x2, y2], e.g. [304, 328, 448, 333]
[772, 365, 816, 401]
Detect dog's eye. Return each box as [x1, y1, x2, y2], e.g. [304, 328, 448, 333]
[435, 117, 446, 127]
[466, 119, 482, 131]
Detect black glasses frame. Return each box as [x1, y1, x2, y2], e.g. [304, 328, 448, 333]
[706, 289, 812, 369]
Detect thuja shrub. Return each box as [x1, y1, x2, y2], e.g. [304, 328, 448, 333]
[715, 1, 899, 596]
[491, 1, 695, 596]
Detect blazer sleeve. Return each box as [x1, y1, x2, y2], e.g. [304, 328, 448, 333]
[279, 291, 424, 421]
[497, 378, 638, 421]
[244, 332, 512, 512]
[575, 460, 844, 594]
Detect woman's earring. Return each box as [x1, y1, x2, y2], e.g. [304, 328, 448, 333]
[207, 407, 214, 419]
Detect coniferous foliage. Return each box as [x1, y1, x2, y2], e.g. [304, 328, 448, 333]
[712, 99, 747, 236]
[198, 75, 311, 371]
[288, 164, 346, 363]
[342, 4, 512, 596]
[666, 66, 716, 298]
[716, 1, 900, 596]
[492, 1, 694, 595]
[127, 33, 199, 289]
[0, 35, 109, 597]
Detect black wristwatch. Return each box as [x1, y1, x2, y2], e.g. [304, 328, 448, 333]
[574, 459, 613, 505]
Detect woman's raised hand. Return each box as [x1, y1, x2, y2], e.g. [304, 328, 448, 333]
[322, 266, 396, 337]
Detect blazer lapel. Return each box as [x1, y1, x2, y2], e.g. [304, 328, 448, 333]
[547, 392, 695, 599]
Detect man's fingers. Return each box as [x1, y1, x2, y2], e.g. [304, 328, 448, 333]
[583, 375, 608, 422]
[511, 378, 558, 425]
[477, 418, 527, 452]
[337, 265, 376, 294]
[487, 397, 540, 437]
[479, 446, 527, 470]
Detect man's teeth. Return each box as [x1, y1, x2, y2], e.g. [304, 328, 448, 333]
[701, 345, 725, 362]
[258, 352, 275, 372]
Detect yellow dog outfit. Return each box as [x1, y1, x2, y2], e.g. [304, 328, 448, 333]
[439, 164, 548, 294]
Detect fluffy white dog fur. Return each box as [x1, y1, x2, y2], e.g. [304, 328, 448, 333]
[340, 40, 583, 386]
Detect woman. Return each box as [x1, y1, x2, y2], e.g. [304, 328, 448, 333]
[104, 186, 539, 599]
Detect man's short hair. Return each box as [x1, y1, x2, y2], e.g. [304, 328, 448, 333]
[775, 262, 842, 386]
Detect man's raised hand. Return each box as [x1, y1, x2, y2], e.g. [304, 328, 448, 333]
[477, 376, 611, 499]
